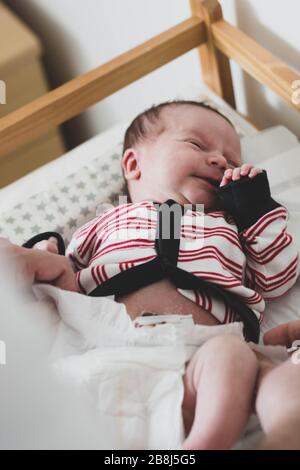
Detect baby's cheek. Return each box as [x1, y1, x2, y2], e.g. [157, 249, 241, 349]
[176, 158, 195, 177]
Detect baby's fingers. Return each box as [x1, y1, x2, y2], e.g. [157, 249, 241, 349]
[220, 169, 233, 187]
[249, 167, 263, 178]
[240, 163, 254, 177]
[231, 167, 243, 181]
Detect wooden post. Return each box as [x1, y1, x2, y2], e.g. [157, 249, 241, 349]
[190, 0, 236, 108]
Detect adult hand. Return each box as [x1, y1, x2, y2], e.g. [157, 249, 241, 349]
[33, 236, 59, 254]
[263, 320, 300, 347]
[0, 237, 78, 292]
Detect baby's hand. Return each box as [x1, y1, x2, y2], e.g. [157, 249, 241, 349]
[220, 164, 263, 187]
[33, 237, 59, 254]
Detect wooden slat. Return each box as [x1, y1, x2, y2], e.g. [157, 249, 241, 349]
[212, 19, 300, 112]
[190, 0, 235, 108]
[0, 17, 206, 160]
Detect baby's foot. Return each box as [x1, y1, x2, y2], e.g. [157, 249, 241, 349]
[33, 236, 59, 254]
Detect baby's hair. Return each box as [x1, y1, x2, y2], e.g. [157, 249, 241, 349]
[121, 100, 235, 202]
[122, 100, 234, 154]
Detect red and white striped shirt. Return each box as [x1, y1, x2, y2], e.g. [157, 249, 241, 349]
[66, 200, 299, 325]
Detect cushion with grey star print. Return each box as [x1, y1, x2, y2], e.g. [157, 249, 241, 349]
[0, 147, 126, 245]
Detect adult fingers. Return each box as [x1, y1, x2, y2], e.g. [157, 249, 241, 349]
[263, 321, 300, 347]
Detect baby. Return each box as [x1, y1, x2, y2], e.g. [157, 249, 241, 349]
[22, 101, 300, 449]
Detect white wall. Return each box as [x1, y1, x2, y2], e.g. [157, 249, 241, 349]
[230, 0, 300, 139]
[5, 0, 300, 148]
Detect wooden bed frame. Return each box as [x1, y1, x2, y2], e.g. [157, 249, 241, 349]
[0, 0, 299, 187]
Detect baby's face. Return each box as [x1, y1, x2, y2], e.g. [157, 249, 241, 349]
[124, 105, 241, 211]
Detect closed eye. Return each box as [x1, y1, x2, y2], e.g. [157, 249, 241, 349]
[187, 140, 208, 151]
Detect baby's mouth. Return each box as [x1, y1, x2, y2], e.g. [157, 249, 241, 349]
[194, 176, 221, 190]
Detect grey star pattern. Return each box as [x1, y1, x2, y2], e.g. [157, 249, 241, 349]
[86, 192, 96, 201]
[37, 202, 46, 211]
[60, 186, 70, 194]
[0, 148, 127, 245]
[111, 173, 121, 181]
[80, 207, 90, 217]
[58, 206, 67, 215]
[45, 214, 55, 222]
[67, 218, 77, 229]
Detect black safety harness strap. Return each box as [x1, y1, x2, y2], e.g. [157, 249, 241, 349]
[22, 231, 66, 255]
[22, 200, 260, 343]
[90, 199, 260, 343]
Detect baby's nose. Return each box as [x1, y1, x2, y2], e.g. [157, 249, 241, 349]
[208, 153, 227, 170]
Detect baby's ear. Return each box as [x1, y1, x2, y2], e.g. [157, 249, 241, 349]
[122, 148, 141, 181]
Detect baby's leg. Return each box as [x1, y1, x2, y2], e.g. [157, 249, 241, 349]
[255, 354, 300, 449]
[182, 335, 258, 450]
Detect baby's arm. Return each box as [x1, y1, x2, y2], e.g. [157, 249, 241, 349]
[217, 166, 299, 298]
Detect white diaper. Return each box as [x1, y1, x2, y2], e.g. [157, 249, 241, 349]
[132, 313, 289, 365]
[133, 312, 244, 358]
[32, 285, 288, 450]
